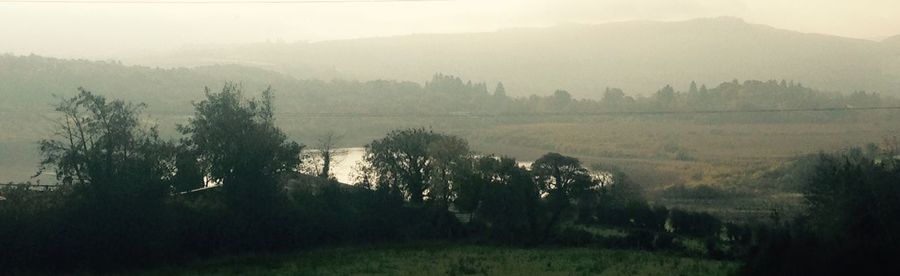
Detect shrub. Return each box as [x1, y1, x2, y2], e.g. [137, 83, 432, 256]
[670, 209, 722, 238]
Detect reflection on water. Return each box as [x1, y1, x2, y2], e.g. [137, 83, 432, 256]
[327, 147, 367, 184]
[325, 148, 539, 184]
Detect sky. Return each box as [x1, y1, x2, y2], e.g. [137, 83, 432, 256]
[0, 0, 898, 58]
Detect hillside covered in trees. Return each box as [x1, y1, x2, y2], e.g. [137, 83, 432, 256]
[133, 17, 900, 98]
[3, 54, 894, 116]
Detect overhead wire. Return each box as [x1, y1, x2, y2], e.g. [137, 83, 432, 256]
[261, 106, 900, 118]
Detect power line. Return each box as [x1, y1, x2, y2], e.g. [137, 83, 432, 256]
[0, 0, 447, 4]
[14, 106, 900, 118]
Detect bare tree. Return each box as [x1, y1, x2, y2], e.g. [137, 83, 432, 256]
[303, 131, 347, 179]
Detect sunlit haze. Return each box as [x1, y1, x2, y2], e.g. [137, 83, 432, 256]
[1, 0, 899, 58]
[4, 0, 900, 274]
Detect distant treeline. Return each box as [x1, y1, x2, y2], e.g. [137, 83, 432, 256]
[2, 55, 895, 123]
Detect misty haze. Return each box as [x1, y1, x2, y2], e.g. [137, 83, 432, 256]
[1, 0, 899, 275]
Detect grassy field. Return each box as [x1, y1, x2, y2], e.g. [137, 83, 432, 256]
[460, 117, 900, 222]
[139, 244, 740, 276]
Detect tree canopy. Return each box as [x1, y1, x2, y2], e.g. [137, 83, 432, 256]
[363, 128, 470, 206]
[179, 83, 303, 210]
[38, 88, 173, 204]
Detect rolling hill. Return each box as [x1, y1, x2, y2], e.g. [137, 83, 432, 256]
[130, 17, 900, 98]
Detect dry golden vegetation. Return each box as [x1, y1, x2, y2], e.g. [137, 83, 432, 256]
[461, 117, 900, 222]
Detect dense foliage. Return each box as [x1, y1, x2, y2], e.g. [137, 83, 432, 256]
[741, 148, 900, 275]
[362, 128, 470, 205]
[179, 84, 303, 212]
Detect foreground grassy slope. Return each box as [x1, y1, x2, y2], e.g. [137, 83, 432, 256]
[140, 244, 739, 275]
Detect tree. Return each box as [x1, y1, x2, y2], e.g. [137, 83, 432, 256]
[461, 156, 540, 241]
[179, 84, 302, 211]
[669, 208, 721, 237]
[318, 132, 343, 179]
[655, 85, 676, 108]
[493, 82, 506, 98]
[426, 135, 471, 207]
[172, 144, 203, 193]
[606, 171, 644, 207]
[303, 131, 347, 180]
[363, 128, 470, 206]
[531, 152, 592, 196]
[743, 152, 900, 274]
[551, 90, 573, 109]
[38, 88, 173, 204]
[804, 154, 900, 246]
[35, 88, 175, 266]
[602, 87, 626, 105]
[689, 81, 699, 94]
[531, 152, 595, 239]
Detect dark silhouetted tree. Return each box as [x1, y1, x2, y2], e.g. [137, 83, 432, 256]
[172, 144, 204, 193]
[179, 84, 302, 212]
[34, 88, 175, 267]
[463, 156, 540, 242]
[804, 154, 900, 249]
[363, 128, 469, 206]
[531, 152, 594, 239]
[38, 88, 173, 204]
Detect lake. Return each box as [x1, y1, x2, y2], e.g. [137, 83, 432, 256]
[321, 148, 551, 184]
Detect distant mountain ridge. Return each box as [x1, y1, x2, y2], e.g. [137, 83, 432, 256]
[129, 17, 900, 98]
[884, 34, 900, 50]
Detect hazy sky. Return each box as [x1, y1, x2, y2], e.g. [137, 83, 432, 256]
[1, 0, 898, 58]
